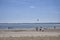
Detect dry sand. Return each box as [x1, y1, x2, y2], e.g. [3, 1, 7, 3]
[0, 29, 60, 40]
[0, 29, 60, 37]
[0, 36, 60, 40]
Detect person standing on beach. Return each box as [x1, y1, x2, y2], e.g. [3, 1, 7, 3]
[54, 26, 56, 29]
[36, 27, 38, 31]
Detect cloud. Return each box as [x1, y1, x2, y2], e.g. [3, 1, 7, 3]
[29, 6, 35, 8]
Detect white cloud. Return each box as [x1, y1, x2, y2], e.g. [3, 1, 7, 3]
[29, 6, 35, 8]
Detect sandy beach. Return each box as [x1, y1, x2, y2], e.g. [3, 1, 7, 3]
[0, 29, 60, 37]
[0, 29, 60, 40]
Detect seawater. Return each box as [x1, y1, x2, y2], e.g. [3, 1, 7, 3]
[0, 23, 60, 30]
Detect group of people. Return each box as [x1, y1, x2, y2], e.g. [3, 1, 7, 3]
[36, 27, 44, 32]
[36, 26, 56, 31]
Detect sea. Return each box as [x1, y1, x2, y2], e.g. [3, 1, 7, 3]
[0, 23, 60, 30]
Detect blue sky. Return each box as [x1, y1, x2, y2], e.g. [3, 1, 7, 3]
[0, 0, 60, 23]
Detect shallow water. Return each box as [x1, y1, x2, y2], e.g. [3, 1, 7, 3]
[0, 23, 60, 30]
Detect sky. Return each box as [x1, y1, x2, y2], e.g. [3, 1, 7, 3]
[0, 0, 60, 23]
